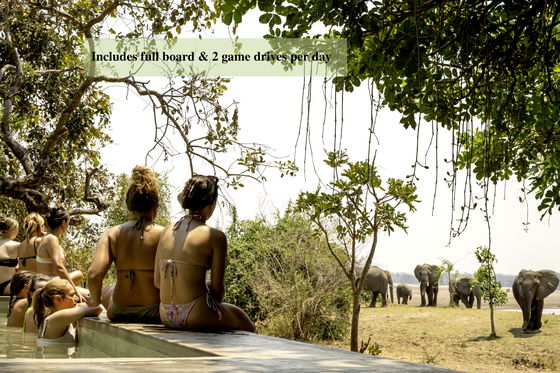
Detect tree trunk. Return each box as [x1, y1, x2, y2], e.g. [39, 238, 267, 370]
[350, 291, 361, 352]
[490, 302, 496, 338]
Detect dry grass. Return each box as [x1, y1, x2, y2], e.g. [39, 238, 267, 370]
[318, 287, 560, 373]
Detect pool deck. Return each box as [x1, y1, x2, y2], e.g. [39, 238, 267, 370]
[0, 297, 457, 372]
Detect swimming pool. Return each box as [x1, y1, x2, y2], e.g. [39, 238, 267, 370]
[0, 296, 213, 359]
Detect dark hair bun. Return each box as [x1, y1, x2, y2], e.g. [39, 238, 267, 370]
[46, 207, 70, 229]
[178, 175, 219, 211]
[125, 166, 160, 213]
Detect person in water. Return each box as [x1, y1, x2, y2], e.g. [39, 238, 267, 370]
[0, 217, 20, 295]
[23, 273, 50, 333]
[88, 166, 164, 323]
[155, 175, 255, 331]
[6, 270, 35, 327]
[36, 207, 84, 296]
[33, 279, 102, 343]
[18, 213, 47, 273]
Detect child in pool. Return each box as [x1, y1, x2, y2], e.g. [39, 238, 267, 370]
[32, 279, 103, 343]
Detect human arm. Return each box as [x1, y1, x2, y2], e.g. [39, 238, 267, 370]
[209, 229, 227, 302]
[46, 237, 84, 303]
[87, 230, 114, 306]
[42, 304, 103, 339]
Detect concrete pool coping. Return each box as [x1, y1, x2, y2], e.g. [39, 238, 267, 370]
[0, 296, 456, 372]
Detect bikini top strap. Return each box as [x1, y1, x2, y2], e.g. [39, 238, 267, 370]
[38, 316, 50, 338]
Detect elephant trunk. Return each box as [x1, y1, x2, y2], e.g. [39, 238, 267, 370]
[520, 282, 537, 330]
[389, 282, 394, 304]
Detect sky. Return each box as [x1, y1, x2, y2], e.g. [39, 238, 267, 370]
[99, 13, 560, 277]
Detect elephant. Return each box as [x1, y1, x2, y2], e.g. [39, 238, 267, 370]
[512, 269, 559, 332]
[451, 276, 481, 309]
[396, 283, 412, 305]
[358, 266, 394, 307]
[414, 264, 440, 307]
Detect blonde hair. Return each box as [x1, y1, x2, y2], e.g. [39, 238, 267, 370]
[125, 166, 160, 213]
[23, 213, 45, 238]
[32, 279, 70, 329]
[0, 217, 18, 235]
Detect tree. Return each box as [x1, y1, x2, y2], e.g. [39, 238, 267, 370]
[439, 258, 460, 307]
[221, 0, 560, 217]
[1, 0, 295, 215]
[296, 151, 417, 351]
[473, 246, 507, 338]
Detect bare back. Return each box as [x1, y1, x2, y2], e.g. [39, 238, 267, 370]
[108, 221, 164, 306]
[0, 238, 19, 284]
[155, 217, 226, 304]
[18, 237, 41, 273]
[36, 234, 62, 276]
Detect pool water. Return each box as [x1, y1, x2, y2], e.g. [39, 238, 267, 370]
[0, 316, 113, 359]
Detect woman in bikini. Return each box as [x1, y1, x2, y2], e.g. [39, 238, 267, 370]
[155, 175, 254, 332]
[88, 166, 164, 323]
[0, 217, 20, 295]
[36, 207, 84, 296]
[17, 213, 46, 273]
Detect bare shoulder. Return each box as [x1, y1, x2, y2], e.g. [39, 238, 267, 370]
[105, 225, 120, 239]
[41, 234, 59, 246]
[209, 227, 227, 249]
[152, 223, 166, 235]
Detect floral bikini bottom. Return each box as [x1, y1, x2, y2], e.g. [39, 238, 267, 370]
[159, 293, 222, 329]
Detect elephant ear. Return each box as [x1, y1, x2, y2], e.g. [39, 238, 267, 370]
[384, 270, 393, 283]
[537, 270, 560, 300]
[414, 265, 422, 281]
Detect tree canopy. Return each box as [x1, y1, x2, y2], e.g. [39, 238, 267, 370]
[221, 0, 560, 217]
[1, 0, 295, 214]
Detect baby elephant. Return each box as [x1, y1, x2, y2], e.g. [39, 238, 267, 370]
[396, 284, 412, 305]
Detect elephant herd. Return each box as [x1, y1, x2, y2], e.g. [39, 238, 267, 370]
[359, 264, 559, 332]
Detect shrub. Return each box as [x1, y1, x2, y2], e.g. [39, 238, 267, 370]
[225, 209, 350, 341]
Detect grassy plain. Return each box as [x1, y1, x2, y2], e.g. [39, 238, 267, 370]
[320, 286, 560, 372]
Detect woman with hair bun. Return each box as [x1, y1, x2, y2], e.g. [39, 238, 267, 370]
[36, 207, 84, 298]
[155, 175, 255, 332]
[88, 166, 164, 323]
[18, 213, 47, 273]
[0, 217, 20, 295]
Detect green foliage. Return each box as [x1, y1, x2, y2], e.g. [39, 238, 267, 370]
[222, 0, 560, 215]
[473, 246, 508, 308]
[225, 209, 350, 341]
[473, 245, 507, 338]
[295, 151, 417, 351]
[367, 342, 382, 356]
[439, 258, 460, 307]
[2, 1, 294, 214]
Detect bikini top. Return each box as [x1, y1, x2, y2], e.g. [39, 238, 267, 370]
[36, 244, 65, 265]
[38, 316, 76, 344]
[113, 220, 159, 289]
[19, 238, 40, 267]
[0, 258, 18, 267]
[160, 258, 210, 303]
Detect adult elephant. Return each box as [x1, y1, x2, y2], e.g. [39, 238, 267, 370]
[396, 284, 412, 305]
[512, 270, 559, 332]
[358, 266, 394, 307]
[452, 276, 481, 309]
[414, 264, 440, 307]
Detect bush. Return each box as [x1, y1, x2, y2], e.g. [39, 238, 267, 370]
[225, 209, 350, 342]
